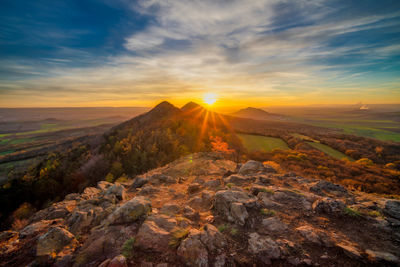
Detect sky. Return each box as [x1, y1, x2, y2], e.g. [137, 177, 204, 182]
[0, 0, 400, 110]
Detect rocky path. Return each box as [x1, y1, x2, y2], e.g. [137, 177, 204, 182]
[1, 153, 400, 266]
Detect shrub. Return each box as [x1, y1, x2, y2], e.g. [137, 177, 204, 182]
[226, 183, 233, 189]
[385, 163, 396, 169]
[355, 158, 373, 166]
[105, 173, 114, 183]
[260, 208, 275, 217]
[368, 210, 384, 218]
[122, 237, 136, 259]
[169, 228, 190, 249]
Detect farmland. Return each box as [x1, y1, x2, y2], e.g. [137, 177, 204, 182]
[237, 133, 289, 152]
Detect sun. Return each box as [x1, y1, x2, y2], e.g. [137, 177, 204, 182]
[203, 92, 217, 105]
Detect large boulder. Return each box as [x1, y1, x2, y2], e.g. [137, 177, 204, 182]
[36, 227, 78, 258]
[312, 198, 346, 216]
[238, 160, 265, 175]
[224, 174, 255, 186]
[136, 215, 177, 252]
[310, 180, 348, 196]
[214, 190, 256, 225]
[177, 229, 208, 267]
[199, 224, 227, 252]
[384, 200, 400, 220]
[248, 232, 280, 264]
[230, 202, 248, 226]
[106, 196, 151, 225]
[105, 183, 127, 201]
[260, 217, 288, 233]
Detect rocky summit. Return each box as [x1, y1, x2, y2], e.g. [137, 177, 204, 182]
[1, 153, 400, 267]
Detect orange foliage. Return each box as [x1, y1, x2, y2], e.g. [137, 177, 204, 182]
[210, 136, 234, 155]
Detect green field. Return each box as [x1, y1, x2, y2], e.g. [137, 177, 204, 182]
[238, 134, 289, 152]
[291, 117, 400, 142]
[306, 141, 353, 161]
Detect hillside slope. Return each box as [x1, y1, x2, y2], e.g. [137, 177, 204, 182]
[231, 107, 285, 121]
[1, 153, 399, 266]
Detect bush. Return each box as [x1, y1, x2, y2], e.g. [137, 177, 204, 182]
[218, 224, 228, 233]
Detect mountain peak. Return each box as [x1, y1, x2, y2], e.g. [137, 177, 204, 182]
[181, 101, 204, 112]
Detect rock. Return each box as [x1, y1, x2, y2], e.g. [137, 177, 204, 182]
[254, 175, 272, 185]
[312, 198, 346, 215]
[177, 229, 208, 267]
[247, 232, 280, 264]
[136, 215, 178, 252]
[238, 160, 265, 175]
[336, 243, 362, 260]
[20, 220, 59, 238]
[65, 193, 81, 201]
[98, 259, 111, 267]
[0, 230, 18, 242]
[149, 173, 175, 184]
[214, 254, 227, 267]
[36, 226, 77, 258]
[105, 183, 127, 201]
[214, 190, 257, 225]
[224, 174, 254, 186]
[204, 179, 221, 189]
[131, 176, 148, 189]
[82, 187, 101, 199]
[108, 255, 128, 267]
[67, 208, 104, 235]
[261, 217, 288, 233]
[97, 181, 113, 191]
[189, 191, 214, 211]
[199, 224, 227, 252]
[262, 163, 277, 173]
[296, 225, 321, 245]
[230, 202, 248, 226]
[310, 180, 348, 196]
[160, 203, 181, 215]
[138, 185, 159, 195]
[366, 249, 399, 263]
[106, 196, 151, 225]
[187, 183, 202, 194]
[183, 205, 200, 221]
[384, 200, 400, 220]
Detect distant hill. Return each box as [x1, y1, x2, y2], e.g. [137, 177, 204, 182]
[231, 107, 285, 121]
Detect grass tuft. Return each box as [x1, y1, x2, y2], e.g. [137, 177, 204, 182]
[169, 228, 190, 249]
[260, 208, 275, 217]
[122, 237, 136, 259]
[343, 207, 362, 217]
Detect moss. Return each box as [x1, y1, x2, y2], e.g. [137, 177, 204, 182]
[217, 224, 228, 233]
[367, 210, 384, 218]
[344, 207, 362, 217]
[260, 208, 275, 217]
[169, 228, 190, 249]
[260, 188, 274, 195]
[230, 228, 238, 236]
[226, 183, 233, 189]
[122, 237, 136, 259]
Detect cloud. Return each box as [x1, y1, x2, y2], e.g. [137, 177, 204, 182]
[0, 0, 399, 107]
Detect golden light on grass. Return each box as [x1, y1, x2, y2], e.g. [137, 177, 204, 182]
[203, 93, 217, 105]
